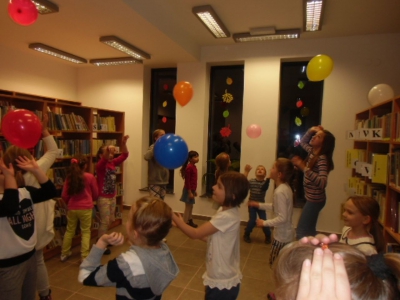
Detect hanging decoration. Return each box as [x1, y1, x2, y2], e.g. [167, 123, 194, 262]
[295, 117, 302, 126]
[296, 98, 303, 108]
[306, 54, 334, 82]
[220, 124, 232, 137]
[298, 81, 305, 89]
[163, 84, 169, 90]
[222, 89, 234, 103]
[223, 110, 229, 118]
[162, 101, 167, 107]
[226, 77, 233, 85]
[173, 81, 193, 106]
[162, 116, 167, 123]
[300, 107, 310, 117]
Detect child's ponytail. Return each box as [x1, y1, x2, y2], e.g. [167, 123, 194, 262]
[66, 156, 87, 196]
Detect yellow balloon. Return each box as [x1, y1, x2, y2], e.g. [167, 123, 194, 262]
[306, 54, 334, 82]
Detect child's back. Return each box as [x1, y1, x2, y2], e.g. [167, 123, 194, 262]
[79, 197, 179, 299]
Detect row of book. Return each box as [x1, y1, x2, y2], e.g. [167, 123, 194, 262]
[93, 115, 116, 131]
[355, 113, 392, 140]
[47, 111, 89, 131]
[54, 139, 91, 157]
[346, 149, 388, 184]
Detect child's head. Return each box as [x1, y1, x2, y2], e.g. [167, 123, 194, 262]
[310, 129, 335, 171]
[274, 242, 400, 300]
[215, 152, 231, 182]
[270, 158, 294, 183]
[153, 129, 165, 142]
[97, 145, 116, 161]
[3, 145, 32, 187]
[343, 196, 384, 252]
[254, 165, 267, 178]
[126, 196, 172, 247]
[212, 171, 249, 207]
[66, 156, 88, 196]
[180, 150, 199, 179]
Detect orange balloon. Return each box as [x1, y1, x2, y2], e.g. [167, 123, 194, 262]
[173, 81, 193, 107]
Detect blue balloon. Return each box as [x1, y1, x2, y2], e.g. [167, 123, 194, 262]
[154, 134, 189, 169]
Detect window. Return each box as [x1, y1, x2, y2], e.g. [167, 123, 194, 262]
[277, 61, 324, 207]
[203, 65, 244, 197]
[149, 68, 177, 193]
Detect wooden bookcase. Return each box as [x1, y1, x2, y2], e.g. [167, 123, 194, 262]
[349, 95, 400, 247]
[0, 89, 125, 259]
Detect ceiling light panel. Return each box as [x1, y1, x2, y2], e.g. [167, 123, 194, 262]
[304, 0, 324, 31]
[192, 5, 230, 38]
[100, 36, 151, 60]
[29, 43, 87, 64]
[31, 0, 59, 14]
[90, 57, 143, 66]
[233, 29, 301, 43]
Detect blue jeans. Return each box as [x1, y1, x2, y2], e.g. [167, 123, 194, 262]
[296, 200, 326, 239]
[205, 284, 240, 300]
[245, 207, 271, 239]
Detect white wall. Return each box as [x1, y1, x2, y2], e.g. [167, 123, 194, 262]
[1, 33, 399, 234]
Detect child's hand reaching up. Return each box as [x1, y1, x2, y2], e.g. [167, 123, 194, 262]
[97, 232, 124, 249]
[15, 156, 39, 172]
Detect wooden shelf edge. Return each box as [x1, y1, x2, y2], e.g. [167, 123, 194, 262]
[384, 226, 400, 244]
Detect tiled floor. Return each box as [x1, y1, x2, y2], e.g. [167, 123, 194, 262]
[45, 210, 275, 300]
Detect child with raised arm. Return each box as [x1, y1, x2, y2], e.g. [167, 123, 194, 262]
[96, 135, 129, 254]
[61, 156, 98, 262]
[0, 150, 57, 300]
[249, 158, 295, 267]
[340, 195, 384, 255]
[79, 197, 179, 300]
[179, 150, 199, 228]
[173, 172, 249, 300]
[243, 164, 271, 244]
[291, 125, 335, 239]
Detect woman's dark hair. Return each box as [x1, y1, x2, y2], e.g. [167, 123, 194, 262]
[66, 156, 87, 196]
[308, 129, 335, 172]
[180, 150, 199, 179]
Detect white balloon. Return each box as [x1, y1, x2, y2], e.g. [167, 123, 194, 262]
[368, 84, 394, 106]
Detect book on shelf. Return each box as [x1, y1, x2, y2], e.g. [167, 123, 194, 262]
[371, 153, 388, 184]
[389, 150, 400, 189]
[386, 243, 400, 253]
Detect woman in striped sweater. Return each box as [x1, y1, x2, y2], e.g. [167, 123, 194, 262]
[291, 125, 335, 240]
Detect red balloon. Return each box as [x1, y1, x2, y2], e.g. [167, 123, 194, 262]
[246, 124, 262, 139]
[2, 109, 42, 149]
[173, 81, 193, 107]
[8, 0, 38, 26]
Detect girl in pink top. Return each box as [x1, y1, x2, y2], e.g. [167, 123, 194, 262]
[61, 156, 98, 262]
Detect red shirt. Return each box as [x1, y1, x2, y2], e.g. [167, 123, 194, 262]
[184, 164, 197, 191]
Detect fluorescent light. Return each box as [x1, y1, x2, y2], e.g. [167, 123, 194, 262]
[28, 43, 87, 64]
[31, 0, 59, 14]
[100, 36, 151, 60]
[233, 29, 301, 43]
[192, 5, 230, 38]
[90, 57, 142, 66]
[304, 0, 324, 31]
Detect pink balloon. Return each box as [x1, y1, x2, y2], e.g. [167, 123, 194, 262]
[8, 0, 38, 26]
[246, 124, 262, 139]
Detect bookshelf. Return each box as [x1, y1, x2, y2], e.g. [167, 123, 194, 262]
[0, 89, 125, 259]
[347, 95, 400, 246]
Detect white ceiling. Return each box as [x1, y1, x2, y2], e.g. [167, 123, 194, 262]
[1, 0, 400, 67]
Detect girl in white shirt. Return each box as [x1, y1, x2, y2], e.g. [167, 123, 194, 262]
[249, 158, 295, 267]
[172, 172, 249, 300]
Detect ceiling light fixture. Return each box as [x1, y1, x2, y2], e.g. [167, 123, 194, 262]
[31, 0, 59, 14]
[28, 43, 87, 64]
[233, 29, 301, 43]
[90, 57, 143, 67]
[304, 0, 324, 31]
[100, 36, 151, 60]
[192, 5, 230, 38]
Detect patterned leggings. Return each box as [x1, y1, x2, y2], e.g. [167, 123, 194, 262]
[97, 196, 116, 237]
[270, 239, 289, 267]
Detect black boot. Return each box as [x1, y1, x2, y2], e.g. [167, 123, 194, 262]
[243, 234, 251, 243]
[187, 219, 198, 228]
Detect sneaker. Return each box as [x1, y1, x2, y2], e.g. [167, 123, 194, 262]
[60, 254, 71, 262]
[39, 289, 52, 300]
[243, 234, 251, 243]
[265, 237, 272, 244]
[103, 248, 111, 255]
[187, 219, 198, 228]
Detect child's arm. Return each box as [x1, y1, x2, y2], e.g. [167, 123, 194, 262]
[0, 160, 19, 217]
[261, 178, 270, 191]
[248, 201, 272, 211]
[172, 212, 218, 240]
[112, 136, 130, 166]
[90, 174, 99, 201]
[79, 232, 125, 286]
[17, 156, 57, 202]
[36, 113, 58, 172]
[256, 192, 289, 227]
[243, 164, 252, 178]
[61, 180, 70, 204]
